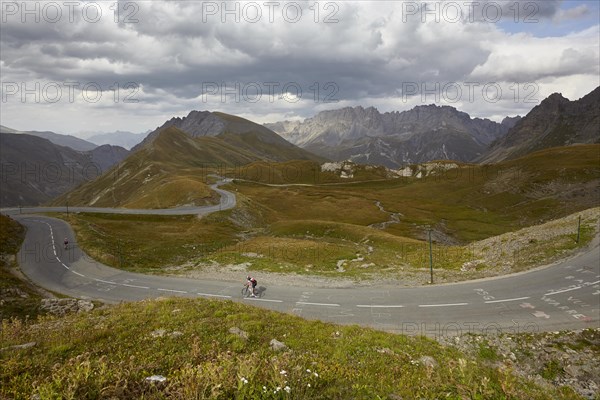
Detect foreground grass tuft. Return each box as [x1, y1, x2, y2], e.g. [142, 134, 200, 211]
[1, 298, 584, 399]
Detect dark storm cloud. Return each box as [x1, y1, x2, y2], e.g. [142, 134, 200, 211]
[0, 0, 597, 134]
[0, 1, 576, 99]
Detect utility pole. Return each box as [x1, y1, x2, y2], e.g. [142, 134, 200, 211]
[117, 240, 122, 269]
[428, 228, 434, 284]
[66, 201, 69, 216]
[576, 215, 581, 243]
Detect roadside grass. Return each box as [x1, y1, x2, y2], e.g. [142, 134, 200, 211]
[0, 297, 584, 399]
[0, 214, 43, 320]
[59, 208, 476, 278]
[472, 209, 599, 273]
[0, 214, 25, 254]
[0, 265, 43, 321]
[60, 212, 240, 274]
[52, 207, 597, 280]
[517, 224, 596, 271]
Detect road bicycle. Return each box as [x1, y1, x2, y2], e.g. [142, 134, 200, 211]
[241, 284, 263, 298]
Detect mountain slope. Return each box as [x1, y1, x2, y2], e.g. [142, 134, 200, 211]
[134, 110, 325, 163]
[267, 105, 514, 168]
[56, 108, 326, 209]
[0, 133, 129, 207]
[88, 144, 131, 172]
[52, 126, 270, 208]
[481, 86, 600, 163]
[0, 125, 97, 151]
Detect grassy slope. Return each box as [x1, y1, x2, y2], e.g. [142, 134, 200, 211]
[0, 297, 583, 399]
[213, 112, 326, 163]
[62, 211, 240, 274]
[53, 123, 326, 209]
[237, 145, 600, 242]
[51, 127, 260, 208]
[0, 215, 43, 320]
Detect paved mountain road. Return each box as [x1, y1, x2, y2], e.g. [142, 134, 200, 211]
[1, 179, 236, 216]
[4, 181, 599, 337]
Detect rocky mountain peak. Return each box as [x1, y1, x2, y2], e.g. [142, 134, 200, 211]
[544, 92, 569, 103]
[480, 86, 600, 163]
[501, 116, 522, 129]
[269, 104, 515, 168]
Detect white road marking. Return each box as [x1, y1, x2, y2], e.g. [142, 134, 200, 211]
[122, 283, 150, 289]
[418, 303, 469, 308]
[296, 301, 340, 307]
[244, 298, 283, 303]
[485, 296, 530, 304]
[94, 279, 117, 285]
[157, 288, 188, 294]
[71, 270, 85, 277]
[198, 292, 231, 298]
[545, 280, 600, 296]
[545, 287, 582, 296]
[356, 305, 405, 308]
[60, 263, 70, 270]
[533, 311, 551, 319]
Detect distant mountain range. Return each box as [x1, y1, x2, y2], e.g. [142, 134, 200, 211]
[267, 87, 599, 168]
[481, 86, 600, 163]
[87, 130, 147, 150]
[265, 105, 520, 168]
[0, 133, 128, 207]
[5, 86, 598, 207]
[0, 125, 97, 151]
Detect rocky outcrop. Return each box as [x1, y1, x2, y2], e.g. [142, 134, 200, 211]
[40, 298, 94, 316]
[270, 338, 288, 351]
[438, 328, 600, 400]
[500, 115, 522, 129]
[269, 105, 514, 168]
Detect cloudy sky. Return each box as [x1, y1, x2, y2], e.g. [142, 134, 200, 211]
[1, 0, 599, 136]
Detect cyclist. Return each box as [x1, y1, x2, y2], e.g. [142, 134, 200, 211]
[245, 275, 257, 297]
[63, 238, 69, 250]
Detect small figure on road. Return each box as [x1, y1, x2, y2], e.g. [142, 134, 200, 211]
[63, 238, 69, 250]
[246, 275, 257, 297]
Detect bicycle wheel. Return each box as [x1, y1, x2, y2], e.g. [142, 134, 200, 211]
[241, 286, 249, 297]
